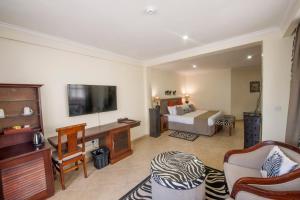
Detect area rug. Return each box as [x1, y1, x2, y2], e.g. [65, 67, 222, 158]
[119, 166, 229, 200]
[168, 130, 200, 141]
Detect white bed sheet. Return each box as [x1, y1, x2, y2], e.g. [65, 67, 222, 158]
[166, 110, 222, 126]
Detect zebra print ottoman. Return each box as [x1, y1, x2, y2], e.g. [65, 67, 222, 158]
[150, 151, 206, 200]
[215, 115, 235, 136]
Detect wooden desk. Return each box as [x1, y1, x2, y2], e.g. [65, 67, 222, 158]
[47, 120, 140, 164]
[0, 142, 54, 200]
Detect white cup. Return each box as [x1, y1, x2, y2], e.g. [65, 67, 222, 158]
[0, 109, 5, 118]
[23, 107, 33, 115]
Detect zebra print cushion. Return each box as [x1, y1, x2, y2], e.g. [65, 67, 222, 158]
[261, 146, 298, 178]
[150, 151, 206, 190]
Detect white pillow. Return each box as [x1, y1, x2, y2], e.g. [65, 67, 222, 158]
[182, 104, 191, 113]
[260, 146, 298, 178]
[167, 106, 177, 115]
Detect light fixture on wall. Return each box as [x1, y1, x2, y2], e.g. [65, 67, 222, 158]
[192, 64, 197, 68]
[247, 55, 253, 60]
[153, 96, 160, 109]
[184, 94, 190, 104]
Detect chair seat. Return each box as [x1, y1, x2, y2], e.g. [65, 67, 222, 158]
[224, 162, 261, 193]
[52, 149, 85, 164]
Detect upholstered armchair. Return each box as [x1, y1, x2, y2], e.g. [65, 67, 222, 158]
[224, 141, 300, 200]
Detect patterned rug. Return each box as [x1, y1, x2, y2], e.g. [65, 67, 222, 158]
[168, 130, 200, 141]
[119, 166, 229, 200]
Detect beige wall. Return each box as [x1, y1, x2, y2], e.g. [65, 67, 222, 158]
[262, 36, 293, 142]
[184, 69, 232, 114]
[150, 68, 185, 102]
[231, 67, 262, 120]
[0, 38, 147, 143]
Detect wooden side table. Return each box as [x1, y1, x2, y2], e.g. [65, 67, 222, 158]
[160, 115, 168, 133]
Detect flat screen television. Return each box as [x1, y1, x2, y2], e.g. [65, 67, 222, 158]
[68, 84, 117, 116]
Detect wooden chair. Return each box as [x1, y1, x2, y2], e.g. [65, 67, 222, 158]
[52, 123, 88, 190]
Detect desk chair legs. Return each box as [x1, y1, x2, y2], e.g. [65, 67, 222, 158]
[75, 161, 79, 171]
[59, 165, 66, 190]
[82, 157, 88, 178]
[54, 156, 88, 190]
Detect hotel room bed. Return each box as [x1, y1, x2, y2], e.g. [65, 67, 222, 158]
[160, 98, 222, 136]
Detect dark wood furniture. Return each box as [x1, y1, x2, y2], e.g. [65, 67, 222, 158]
[243, 112, 261, 148]
[159, 98, 183, 115]
[149, 108, 161, 137]
[48, 120, 140, 164]
[0, 143, 54, 200]
[160, 115, 168, 133]
[52, 123, 88, 190]
[224, 141, 300, 199]
[0, 84, 54, 200]
[0, 84, 43, 148]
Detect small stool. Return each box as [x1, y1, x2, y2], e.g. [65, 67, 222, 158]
[151, 151, 206, 200]
[216, 115, 236, 136]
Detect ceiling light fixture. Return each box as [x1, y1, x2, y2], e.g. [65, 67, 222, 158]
[192, 65, 197, 68]
[182, 35, 189, 40]
[145, 6, 157, 15]
[247, 55, 253, 60]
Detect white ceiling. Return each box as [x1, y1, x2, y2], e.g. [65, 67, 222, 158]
[153, 43, 262, 74]
[0, 0, 295, 60]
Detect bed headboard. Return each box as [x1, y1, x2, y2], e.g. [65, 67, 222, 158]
[160, 97, 183, 114]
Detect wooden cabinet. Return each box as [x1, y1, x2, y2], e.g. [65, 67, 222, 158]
[107, 126, 132, 164]
[0, 84, 54, 199]
[0, 84, 43, 149]
[160, 115, 168, 133]
[243, 112, 261, 148]
[0, 143, 54, 200]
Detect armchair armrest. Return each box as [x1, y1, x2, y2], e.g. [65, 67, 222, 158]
[224, 141, 300, 169]
[231, 168, 300, 199]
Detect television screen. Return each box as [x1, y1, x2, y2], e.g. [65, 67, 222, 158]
[68, 84, 117, 116]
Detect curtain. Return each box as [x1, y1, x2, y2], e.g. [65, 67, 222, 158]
[286, 25, 300, 147]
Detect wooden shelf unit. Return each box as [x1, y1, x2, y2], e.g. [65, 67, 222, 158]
[0, 84, 54, 200]
[0, 84, 44, 148]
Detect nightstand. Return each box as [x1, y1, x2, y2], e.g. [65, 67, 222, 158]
[160, 115, 168, 133]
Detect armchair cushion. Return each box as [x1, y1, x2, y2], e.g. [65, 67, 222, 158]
[224, 162, 261, 193]
[261, 146, 298, 178]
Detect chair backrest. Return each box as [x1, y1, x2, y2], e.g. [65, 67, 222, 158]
[56, 123, 87, 160]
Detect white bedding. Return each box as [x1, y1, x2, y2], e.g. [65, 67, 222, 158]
[166, 110, 222, 126]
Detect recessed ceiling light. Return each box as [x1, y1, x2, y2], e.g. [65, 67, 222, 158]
[182, 35, 189, 40]
[145, 6, 157, 15]
[247, 55, 253, 60]
[192, 65, 197, 68]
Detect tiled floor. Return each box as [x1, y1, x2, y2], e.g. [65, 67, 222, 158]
[49, 121, 244, 200]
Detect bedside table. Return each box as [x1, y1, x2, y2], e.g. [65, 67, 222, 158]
[160, 115, 168, 133]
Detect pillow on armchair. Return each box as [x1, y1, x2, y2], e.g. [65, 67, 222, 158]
[261, 146, 298, 178]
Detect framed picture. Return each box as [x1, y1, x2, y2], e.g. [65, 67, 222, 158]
[250, 81, 260, 93]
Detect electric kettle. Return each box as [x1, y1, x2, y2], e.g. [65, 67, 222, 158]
[33, 132, 44, 147]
